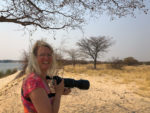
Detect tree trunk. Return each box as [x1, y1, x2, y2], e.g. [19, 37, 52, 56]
[94, 59, 97, 69]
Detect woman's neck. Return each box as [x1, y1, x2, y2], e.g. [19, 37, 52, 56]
[40, 71, 47, 80]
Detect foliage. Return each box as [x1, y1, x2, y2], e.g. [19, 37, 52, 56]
[0, 71, 4, 78]
[144, 62, 150, 65]
[12, 68, 18, 73]
[108, 58, 124, 69]
[20, 50, 29, 75]
[0, 0, 148, 31]
[5, 69, 12, 75]
[77, 36, 113, 69]
[65, 49, 79, 67]
[0, 68, 18, 78]
[123, 57, 139, 66]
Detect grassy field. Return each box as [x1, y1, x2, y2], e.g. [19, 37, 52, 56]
[64, 64, 150, 98]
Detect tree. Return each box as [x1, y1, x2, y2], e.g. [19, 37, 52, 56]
[54, 40, 67, 69]
[0, 0, 148, 31]
[77, 36, 113, 69]
[65, 49, 79, 67]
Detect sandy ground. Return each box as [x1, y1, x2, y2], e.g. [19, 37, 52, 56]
[0, 71, 21, 90]
[0, 72, 150, 113]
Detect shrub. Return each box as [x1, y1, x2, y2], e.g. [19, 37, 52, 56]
[12, 68, 18, 74]
[123, 57, 139, 66]
[0, 68, 18, 78]
[108, 58, 124, 69]
[144, 62, 150, 65]
[5, 69, 12, 75]
[0, 71, 4, 78]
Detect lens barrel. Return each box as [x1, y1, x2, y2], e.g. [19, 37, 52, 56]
[47, 76, 90, 90]
[64, 78, 90, 90]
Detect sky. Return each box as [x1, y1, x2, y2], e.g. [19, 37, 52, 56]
[0, 9, 150, 62]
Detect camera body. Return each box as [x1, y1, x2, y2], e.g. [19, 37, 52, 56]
[46, 75, 90, 90]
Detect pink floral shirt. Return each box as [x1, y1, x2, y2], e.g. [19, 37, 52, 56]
[21, 73, 54, 113]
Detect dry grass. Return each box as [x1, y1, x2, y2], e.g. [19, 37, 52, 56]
[1, 65, 150, 113]
[64, 64, 150, 98]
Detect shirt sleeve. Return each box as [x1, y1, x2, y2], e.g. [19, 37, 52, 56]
[23, 74, 45, 97]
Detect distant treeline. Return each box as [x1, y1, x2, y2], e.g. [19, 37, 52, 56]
[57, 59, 150, 65]
[0, 60, 22, 63]
[57, 59, 101, 65]
[1, 59, 149, 65]
[56, 58, 150, 70]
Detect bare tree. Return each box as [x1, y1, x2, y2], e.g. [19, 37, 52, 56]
[15, 50, 29, 79]
[65, 49, 79, 67]
[54, 38, 69, 69]
[0, 0, 148, 31]
[77, 36, 113, 69]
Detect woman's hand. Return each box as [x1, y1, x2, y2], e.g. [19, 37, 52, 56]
[63, 88, 71, 95]
[54, 79, 64, 95]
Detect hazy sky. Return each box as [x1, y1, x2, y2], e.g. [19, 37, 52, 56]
[0, 10, 150, 62]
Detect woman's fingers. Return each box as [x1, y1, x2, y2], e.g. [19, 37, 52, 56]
[63, 88, 71, 95]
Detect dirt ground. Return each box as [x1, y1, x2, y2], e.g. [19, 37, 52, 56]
[0, 72, 150, 113]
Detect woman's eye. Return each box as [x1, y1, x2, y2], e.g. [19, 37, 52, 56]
[38, 53, 52, 57]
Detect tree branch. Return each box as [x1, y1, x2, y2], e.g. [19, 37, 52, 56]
[26, 0, 43, 13]
[0, 16, 72, 30]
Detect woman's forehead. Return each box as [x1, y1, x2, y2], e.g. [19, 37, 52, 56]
[38, 46, 52, 52]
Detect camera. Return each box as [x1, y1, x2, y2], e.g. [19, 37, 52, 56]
[46, 75, 90, 90]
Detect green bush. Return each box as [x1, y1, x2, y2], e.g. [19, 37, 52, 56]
[0, 71, 4, 78]
[12, 68, 18, 74]
[123, 57, 139, 66]
[5, 69, 12, 75]
[0, 68, 18, 78]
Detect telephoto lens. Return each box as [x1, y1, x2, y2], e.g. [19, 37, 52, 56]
[63, 78, 90, 90]
[46, 76, 90, 90]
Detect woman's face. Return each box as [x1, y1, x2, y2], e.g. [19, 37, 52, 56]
[36, 46, 53, 72]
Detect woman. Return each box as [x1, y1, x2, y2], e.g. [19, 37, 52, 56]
[21, 40, 71, 113]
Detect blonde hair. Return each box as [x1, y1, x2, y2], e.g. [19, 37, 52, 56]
[26, 40, 57, 76]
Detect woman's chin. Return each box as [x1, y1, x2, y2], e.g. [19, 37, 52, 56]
[41, 66, 49, 71]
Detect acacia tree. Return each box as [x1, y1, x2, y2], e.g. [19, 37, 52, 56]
[65, 49, 79, 67]
[77, 36, 113, 69]
[0, 0, 148, 31]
